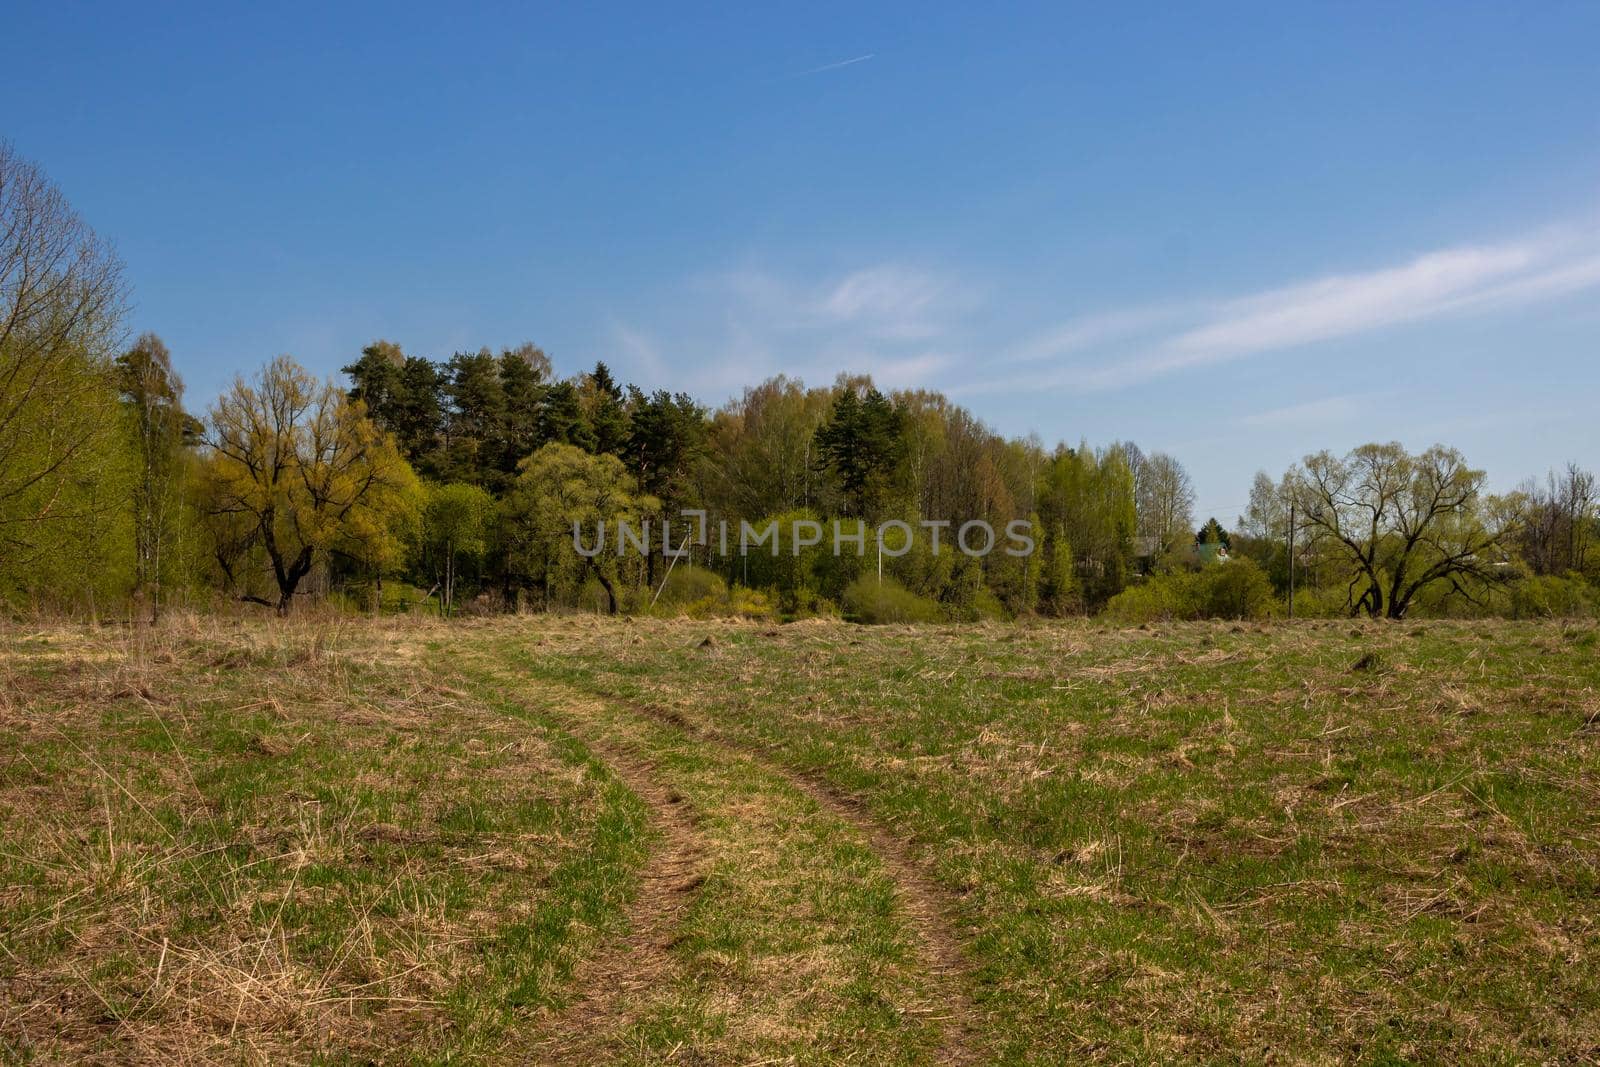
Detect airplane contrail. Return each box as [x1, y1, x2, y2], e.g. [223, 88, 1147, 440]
[797, 53, 876, 77]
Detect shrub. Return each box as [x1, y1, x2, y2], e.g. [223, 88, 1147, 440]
[972, 586, 1010, 621]
[726, 585, 778, 620]
[841, 575, 943, 624]
[1104, 575, 1196, 624]
[651, 564, 727, 609]
[1507, 574, 1597, 619]
[646, 568, 781, 620]
[1287, 585, 1355, 619]
[1199, 557, 1277, 619]
[1103, 558, 1278, 623]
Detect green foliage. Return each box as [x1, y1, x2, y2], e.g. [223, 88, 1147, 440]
[812, 385, 906, 519]
[841, 574, 944, 624]
[1036, 528, 1079, 616]
[200, 356, 418, 614]
[701, 376, 834, 520]
[537, 380, 596, 452]
[1294, 442, 1516, 619]
[1506, 573, 1596, 619]
[1105, 558, 1279, 623]
[982, 536, 1038, 615]
[115, 333, 197, 618]
[1102, 575, 1192, 624]
[1197, 557, 1276, 618]
[0, 145, 131, 612]
[503, 443, 653, 614]
[582, 362, 629, 456]
[624, 387, 704, 510]
[651, 563, 727, 609]
[809, 518, 871, 601]
[422, 482, 494, 614]
[1037, 443, 1136, 609]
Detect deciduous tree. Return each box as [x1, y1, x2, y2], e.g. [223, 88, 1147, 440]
[201, 356, 417, 614]
[0, 143, 128, 576]
[116, 333, 197, 620]
[1294, 442, 1517, 619]
[422, 481, 493, 615]
[1135, 452, 1195, 555]
[504, 443, 653, 613]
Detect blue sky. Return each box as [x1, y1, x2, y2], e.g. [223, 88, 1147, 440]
[8, 1, 1598, 523]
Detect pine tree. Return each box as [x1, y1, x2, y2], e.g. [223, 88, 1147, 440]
[441, 349, 506, 485]
[393, 356, 442, 467]
[537, 380, 597, 451]
[1197, 517, 1230, 549]
[342, 341, 406, 431]
[497, 347, 549, 474]
[583, 362, 630, 456]
[813, 386, 906, 518]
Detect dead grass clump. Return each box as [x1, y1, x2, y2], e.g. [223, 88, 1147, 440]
[1350, 651, 1387, 673]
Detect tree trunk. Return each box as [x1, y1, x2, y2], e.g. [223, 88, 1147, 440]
[269, 543, 314, 617]
[445, 549, 454, 618]
[590, 561, 618, 615]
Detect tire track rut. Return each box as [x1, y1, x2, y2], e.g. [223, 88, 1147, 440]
[527, 694, 709, 1065]
[595, 688, 988, 1065]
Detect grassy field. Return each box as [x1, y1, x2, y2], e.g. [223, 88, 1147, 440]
[3, 616, 1598, 1063]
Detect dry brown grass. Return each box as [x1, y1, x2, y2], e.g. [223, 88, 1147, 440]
[0, 616, 642, 1063]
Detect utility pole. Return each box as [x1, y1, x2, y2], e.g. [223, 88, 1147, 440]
[1287, 501, 1296, 620]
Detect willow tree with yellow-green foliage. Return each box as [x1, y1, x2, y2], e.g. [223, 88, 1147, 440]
[200, 355, 419, 615]
[503, 443, 655, 614]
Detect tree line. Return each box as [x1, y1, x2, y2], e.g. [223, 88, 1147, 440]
[2, 142, 1596, 622]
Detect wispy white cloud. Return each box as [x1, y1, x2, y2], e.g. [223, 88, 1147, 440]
[1007, 303, 1195, 365]
[816, 265, 950, 340]
[972, 220, 1600, 393]
[606, 263, 964, 400]
[1238, 391, 1380, 428]
[702, 262, 962, 345]
[606, 216, 1600, 407]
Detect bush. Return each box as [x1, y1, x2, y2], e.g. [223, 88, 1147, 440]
[1507, 574, 1597, 619]
[841, 575, 943, 624]
[1104, 575, 1196, 624]
[646, 567, 781, 620]
[651, 564, 727, 609]
[1103, 558, 1278, 623]
[726, 585, 779, 620]
[1199, 557, 1277, 619]
[1286, 585, 1355, 619]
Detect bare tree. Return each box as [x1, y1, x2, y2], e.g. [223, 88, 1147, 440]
[1136, 452, 1195, 554]
[1516, 463, 1596, 576]
[1294, 442, 1517, 619]
[0, 142, 127, 552]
